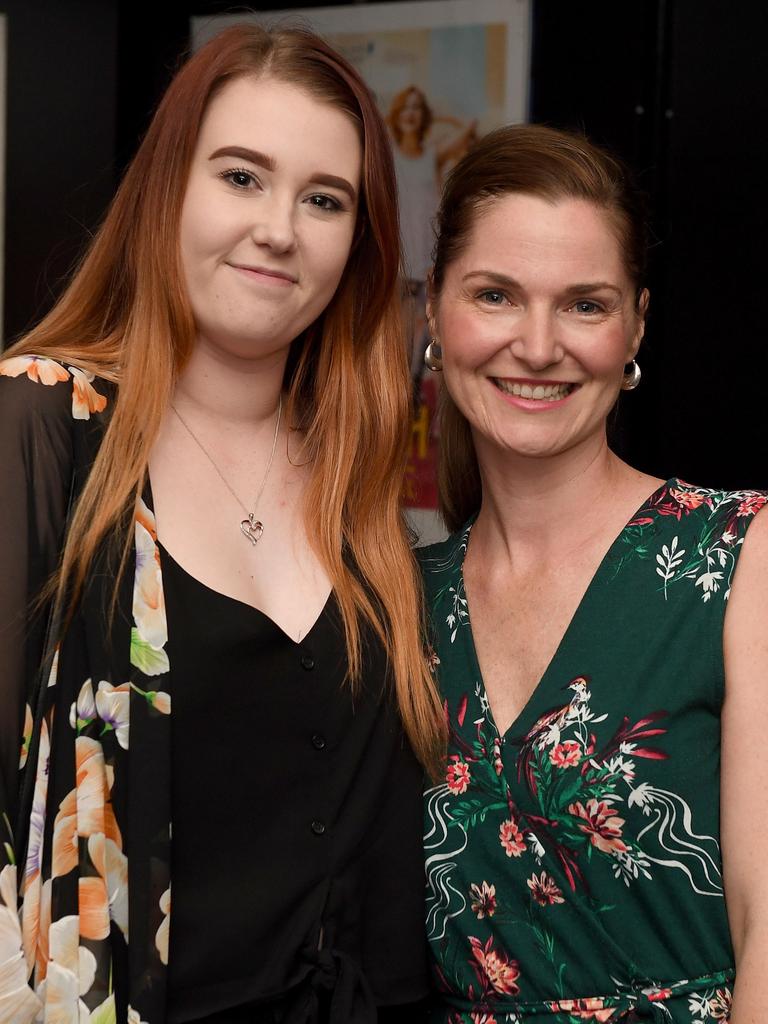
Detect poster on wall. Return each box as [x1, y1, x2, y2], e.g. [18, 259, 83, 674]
[193, 0, 530, 542]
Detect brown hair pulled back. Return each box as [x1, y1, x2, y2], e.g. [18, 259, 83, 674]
[431, 123, 649, 532]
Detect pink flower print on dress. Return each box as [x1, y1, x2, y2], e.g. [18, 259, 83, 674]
[550, 740, 582, 768]
[469, 881, 497, 919]
[736, 494, 767, 517]
[708, 988, 732, 1020]
[492, 737, 503, 776]
[669, 487, 708, 511]
[499, 818, 526, 857]
[446, 756, 471, 794]
[550, 997, 615, 1021]
[526, 871, 565, 906]
[469, 935, 520, 995]
[568, 799, 628, 854]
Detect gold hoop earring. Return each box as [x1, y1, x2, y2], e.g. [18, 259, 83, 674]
[424, 339, 443, 372]
[621, 360, 641, 391]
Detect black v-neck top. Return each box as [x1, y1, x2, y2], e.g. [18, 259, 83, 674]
[159, 544, 430, 1023]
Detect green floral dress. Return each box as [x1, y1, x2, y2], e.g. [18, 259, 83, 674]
[419, 480, 767, 1024]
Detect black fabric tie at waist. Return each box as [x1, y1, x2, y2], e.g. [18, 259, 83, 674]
[282, 947, 377, 1024]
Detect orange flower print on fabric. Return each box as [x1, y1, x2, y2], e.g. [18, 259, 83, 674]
[131, 498, 170, 677]
[87, 832, 129, 942]
[468, 935, 520, 996]
[469, 881, 497, 920]
[446, 756, 471, 795]
[526, 871, 565, 906]
[78, 876, 110, 942]
[147, 689, 171, 714]
[549, 740, 582, 768]
[0, 865, 43, 1022]
[568, 799, 628, 854]
[21, 718, 50, 979]
[470, 1015, 498, 1024]
[156, 887, 171, 966]
[41, 914, 99, 1017]
[0, 355, 109, 421]
[68, 365, 107, 420]
[51, 735, 121, 879]
[0, 354, 70, 386]
[499, 818, 526, 858]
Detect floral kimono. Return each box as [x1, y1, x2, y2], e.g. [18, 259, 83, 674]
[0, 356, 172, 1022]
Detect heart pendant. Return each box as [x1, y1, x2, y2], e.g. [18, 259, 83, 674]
[240, 515, 264, 546]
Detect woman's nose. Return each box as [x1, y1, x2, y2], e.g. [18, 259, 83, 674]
[508, 307, 563, 370]
[250, 199, 296, 254]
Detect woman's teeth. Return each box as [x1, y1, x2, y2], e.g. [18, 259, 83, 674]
[494, 379, 575, 401]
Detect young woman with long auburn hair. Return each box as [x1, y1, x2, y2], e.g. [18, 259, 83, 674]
[0, 24, 444, 1023]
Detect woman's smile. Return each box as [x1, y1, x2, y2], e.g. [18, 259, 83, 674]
[491, 376, 579, 409]
[226, 261, 298, 287]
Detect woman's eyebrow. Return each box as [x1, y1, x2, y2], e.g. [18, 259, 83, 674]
[308, 173, 357, 202]
[209, 145, 275, 170]
[462, 271, 522, 287]
[563, 281, 623, 296]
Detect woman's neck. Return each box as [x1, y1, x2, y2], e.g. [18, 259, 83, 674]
[399, 131, 424, 157]
[173, 338, 286, 429]
[471, 433, 653, 562]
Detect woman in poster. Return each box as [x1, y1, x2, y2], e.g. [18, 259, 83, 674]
[387, 85, 476, 383]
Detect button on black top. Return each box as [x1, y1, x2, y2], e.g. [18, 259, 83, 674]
[300, 654, 315, 671]
[311, 733, 326, 750]
[310, 819, 326, 836]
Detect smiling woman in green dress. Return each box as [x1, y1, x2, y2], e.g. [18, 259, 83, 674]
[419, 124, 768, 1023]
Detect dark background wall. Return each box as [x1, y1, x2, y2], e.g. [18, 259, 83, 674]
[2, 0, 766, 488]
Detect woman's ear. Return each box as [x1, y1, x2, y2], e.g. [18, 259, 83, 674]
[631, 288, 650, 356]
[426, 273, 437, 339]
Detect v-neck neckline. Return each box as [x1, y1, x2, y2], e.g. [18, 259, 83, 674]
[457, 477, 674, 741]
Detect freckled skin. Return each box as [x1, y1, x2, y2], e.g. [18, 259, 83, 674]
[429, 194, 647, 467]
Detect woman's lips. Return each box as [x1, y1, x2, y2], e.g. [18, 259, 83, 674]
[229, 263, 297, 286]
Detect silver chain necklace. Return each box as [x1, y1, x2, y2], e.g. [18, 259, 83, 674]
[170, 396, 282, 546]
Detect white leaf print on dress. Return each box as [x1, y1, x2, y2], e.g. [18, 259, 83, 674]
[629, 785, 723, 896]
[424, 784, 468, 941]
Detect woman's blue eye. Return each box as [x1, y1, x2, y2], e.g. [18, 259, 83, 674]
[479, 290, 505, 305]
[573, 300, 602, 314]
[306, 194, 341, 212]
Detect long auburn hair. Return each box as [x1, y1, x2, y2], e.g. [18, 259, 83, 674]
[431, 123, 649, 532]
[5, 24, 445, 775]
